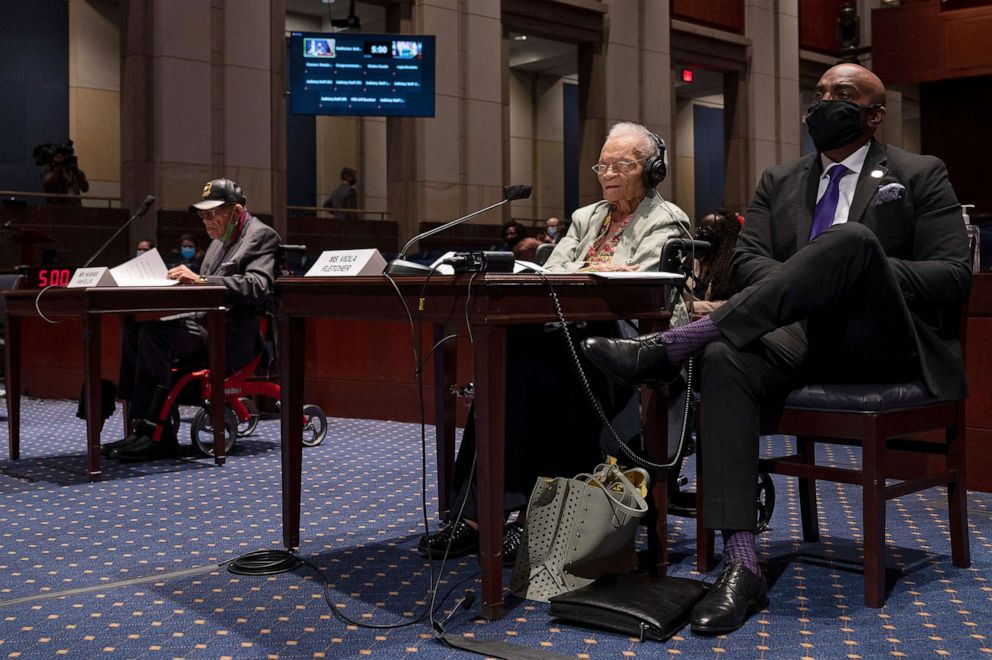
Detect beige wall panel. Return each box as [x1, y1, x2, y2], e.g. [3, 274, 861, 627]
[465, 13, 501, 104]
[751, 72, 776, 143]
[463, 184, 506, 220]
[509, 72, 532, 139]
[422, 95, 461, 185]
[359, 117, 388, 211]
[225, 0, 270, 70]
[154, 0, 211, 61]
[70, 87, 120, 182]
[606, 0, 640, 48]
[465, 0, 499, 20]
[419, 181, 464, 222]
[534, 78, 563, 138]
[509, 136, 535, 217]
[748, 5, 775, 75]
[643, 0, 670, 52]
[465, 100, 503, 186]
[223, 66, 271, 170]
[535, 139, 564, 220]
[70, 0, 119, 91]
[82, 180, 122, 207]
[423, 0, 459, 10]
[157, 58, 212, 164]
[316, 116, 359, 205]
[674, 155, 695, 222]
[641, 55, 671, 130]
[753, 138, 777, 186]
[604, 43, 639, 123]
[158, 162, 216, 211]
[229, 166, 272, 215]
[425, 6, 459, 98]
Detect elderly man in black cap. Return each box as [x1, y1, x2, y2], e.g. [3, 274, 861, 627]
[105, 178, 281, 461]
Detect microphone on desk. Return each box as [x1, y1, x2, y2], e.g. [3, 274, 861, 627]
[82, 194, 156, 268]
[383, 185, 532, 276]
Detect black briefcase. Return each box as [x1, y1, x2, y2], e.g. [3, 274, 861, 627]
[549, 573, 709, 642]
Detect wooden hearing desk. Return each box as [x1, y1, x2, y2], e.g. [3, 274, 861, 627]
[3, 286, 229, 480]
[276, 273, 676, 619]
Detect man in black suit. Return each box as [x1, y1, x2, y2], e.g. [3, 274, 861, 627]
[107, 178, 281, 461]
[581, 64, 971, 633]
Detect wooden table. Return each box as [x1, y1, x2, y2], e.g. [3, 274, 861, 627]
[276, 273, 676, 619]
[3, 286, 229, 480]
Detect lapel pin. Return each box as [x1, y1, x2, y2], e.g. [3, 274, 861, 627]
[870, 169, 884, 179]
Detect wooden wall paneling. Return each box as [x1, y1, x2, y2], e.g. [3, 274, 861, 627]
[671, 0, 744, 34]
[800, 0, 849, 55]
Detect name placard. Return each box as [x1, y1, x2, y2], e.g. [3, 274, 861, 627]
[67, 267, 116, 288]
[304, 249, 387, 277]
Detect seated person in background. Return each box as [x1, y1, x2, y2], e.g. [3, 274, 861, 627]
[135, 239, 154, 257]
[105, 178, 280, 461]
[168, 233, 204, 273]
[542, 216, 565, 244]
[418, 121, 691, 561]
[511, 236, 542, 263]
[497, 220, 527, 251]
[685, 208, 742, 315]
[322, 167, 359, 220]
[580, 64, 971, 635]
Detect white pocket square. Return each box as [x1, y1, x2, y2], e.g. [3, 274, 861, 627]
[874, 182, 906, 206]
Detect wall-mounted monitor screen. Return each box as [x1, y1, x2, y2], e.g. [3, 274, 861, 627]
[289, 32, 436, 117]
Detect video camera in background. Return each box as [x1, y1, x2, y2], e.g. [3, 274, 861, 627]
[33, 140, 79, 167]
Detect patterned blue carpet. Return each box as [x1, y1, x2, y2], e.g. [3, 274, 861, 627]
[1, 397, 990, 658]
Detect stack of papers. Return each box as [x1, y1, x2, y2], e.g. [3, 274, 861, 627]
[68, 248, 178, 288]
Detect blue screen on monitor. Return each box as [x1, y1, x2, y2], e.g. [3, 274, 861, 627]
[289, 32, 436, 117]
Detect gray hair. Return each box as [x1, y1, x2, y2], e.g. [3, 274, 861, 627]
[605, 122, 660, 159]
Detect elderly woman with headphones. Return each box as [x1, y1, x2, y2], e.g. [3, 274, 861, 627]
[417, 122, 691, 564]
[544, 121, 690, 273]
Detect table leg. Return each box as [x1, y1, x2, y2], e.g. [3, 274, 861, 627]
[82, 314, 102, 481]
[432, 322, 457, 516]
[5, 314, 21, 460]
[280, 314, 306, 550]
[472, 324, 506, 620]
[207, 310, 226, 465]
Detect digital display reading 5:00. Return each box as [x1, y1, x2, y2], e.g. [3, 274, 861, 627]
[37, 268, 74, 287]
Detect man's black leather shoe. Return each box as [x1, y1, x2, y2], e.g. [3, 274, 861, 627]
[690, 562, 768, 635]
[109, 435, 180, 462]
[101, 434, 138, 456]
[580, 333, 682, 387]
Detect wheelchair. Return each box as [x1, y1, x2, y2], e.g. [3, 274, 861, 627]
[142, 245, 328, 456]
[657, 238, 776, 534]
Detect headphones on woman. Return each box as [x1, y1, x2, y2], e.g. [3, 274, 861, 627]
[642, 132, 668, 188]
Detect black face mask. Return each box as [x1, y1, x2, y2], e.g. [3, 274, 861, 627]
[804, 100, 879, 153]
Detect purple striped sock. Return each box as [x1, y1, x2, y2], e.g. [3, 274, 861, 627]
[722, 529, 761, 577]
[659, 315, 722, 363]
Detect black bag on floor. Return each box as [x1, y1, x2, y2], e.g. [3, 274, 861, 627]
[548, 573, 709, 642]
[75, 379, 118, 422]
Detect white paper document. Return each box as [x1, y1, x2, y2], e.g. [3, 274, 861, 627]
[68, 248, 178, 288]
[589, 271, 684, 280]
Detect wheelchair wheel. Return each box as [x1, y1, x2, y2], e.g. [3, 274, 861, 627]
[190, 406, 239, 457]
[302, 404, 327, 447]
[756, 471, 776, 533]
[236, 397, 260, 437]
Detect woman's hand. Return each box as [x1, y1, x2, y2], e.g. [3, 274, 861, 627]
[578, 263, 640, 273]
[689, 300, 725, 316]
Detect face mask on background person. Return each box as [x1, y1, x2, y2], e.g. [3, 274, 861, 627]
[804, 99, 880, 153]
[546, 226, 558, 239]
[180, 246, 195, 260]
[136, 249, 147, 257]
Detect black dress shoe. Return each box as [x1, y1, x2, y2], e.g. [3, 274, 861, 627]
[580, 333, 682, 387]
[101, 434, 138, 456]
[109, 434, 180, 462]
[690, 562, 768, 635]
[418, 520, 479, 559]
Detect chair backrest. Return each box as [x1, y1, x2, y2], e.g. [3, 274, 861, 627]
[658, 238, 710, 274]
[535, 242, 555, 266]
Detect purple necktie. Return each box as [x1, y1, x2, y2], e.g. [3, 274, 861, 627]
[809, 164, 852, 240]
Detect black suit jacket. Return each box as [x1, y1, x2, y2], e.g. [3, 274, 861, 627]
[192, 214, 281, 371]
[731, 139, 971, 400]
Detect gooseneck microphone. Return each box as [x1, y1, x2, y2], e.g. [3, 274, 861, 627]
[384, 185, 532, 276]
[82, 194, 156, 268]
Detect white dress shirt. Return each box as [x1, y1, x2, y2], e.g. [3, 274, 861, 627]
[816, 142, 871, 227]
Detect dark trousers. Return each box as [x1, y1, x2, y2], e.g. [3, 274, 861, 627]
[702, 223, 920, 531]
[118, 320, 206, 425]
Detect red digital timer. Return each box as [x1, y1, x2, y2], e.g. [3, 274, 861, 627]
[25, 267, 76, 288]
